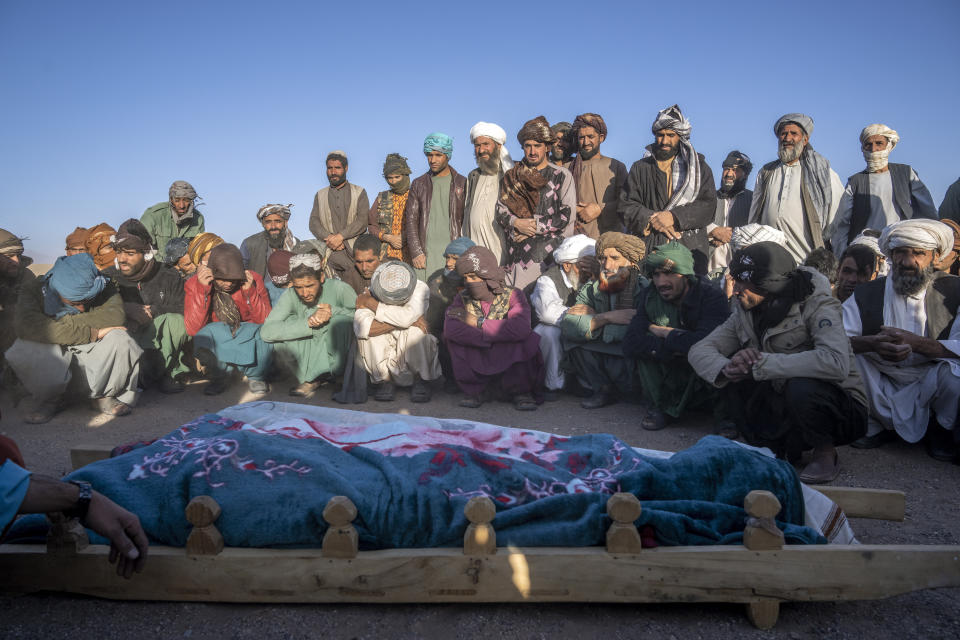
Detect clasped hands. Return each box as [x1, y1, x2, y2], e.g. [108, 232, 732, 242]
[722, 348, 763, 382]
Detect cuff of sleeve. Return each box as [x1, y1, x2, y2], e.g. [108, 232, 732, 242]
[0, 461, 32, 531]
[353, 309, 375, 339]
[706, 222, 718, 233]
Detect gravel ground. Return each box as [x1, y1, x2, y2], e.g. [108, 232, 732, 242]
[2, 378, 959, 639]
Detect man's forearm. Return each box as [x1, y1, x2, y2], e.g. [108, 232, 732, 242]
[849, 335, 876, 354]
[20, 474, 82, 514]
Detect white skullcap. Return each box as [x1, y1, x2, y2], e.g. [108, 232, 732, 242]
[879, 219, 954, 257]
[553, 234, 596, 263]
[469, 121, 514, 170]
[729, 223, 786, 253]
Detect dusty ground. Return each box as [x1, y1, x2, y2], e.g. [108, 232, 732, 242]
[1, 376, 959, 639]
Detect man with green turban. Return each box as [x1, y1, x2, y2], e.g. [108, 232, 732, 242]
[622, 241, 729, 430]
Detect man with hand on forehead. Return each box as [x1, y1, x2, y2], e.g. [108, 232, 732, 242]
[689, 242, 867, 483]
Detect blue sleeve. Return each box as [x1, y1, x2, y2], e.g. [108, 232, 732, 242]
[1, 460, 32, 531]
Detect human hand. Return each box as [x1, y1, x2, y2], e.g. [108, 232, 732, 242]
[412, 254, 426, 270]
[576, 255, 600, 281]
[577, 202, 602, 223]
[872, 333, 912, 361]
[308, 304, 332, 328]
[722, 361, 752, 382]
[514, 218, 538, 236]
[242, 270, 255, 291]
[97, 326, 127, 340]
[603, 308, 636, 325]
[650, 211, 676, 235]
[648, 324, 673, 338]
[709, 226, 733, 246]
[383, 233, 403, 250]
[730, 348, 763, 371]
[412, 315, 430, 334]
[356, 292, 377, 311]
[123, 303, 150, 327]
[84, 490, 149, 579]
[566, 304, 595, 316]
[325, 233, 344, 251]
[197, 264, 214, 287]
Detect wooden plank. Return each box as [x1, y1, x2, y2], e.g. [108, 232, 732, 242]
[809, 486, 905, 521]
[2, 543, 958, 604]
[70, 445, 113, 470]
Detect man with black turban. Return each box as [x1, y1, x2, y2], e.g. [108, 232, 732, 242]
[568, 113, 628, 239]
[689, 242, 867, 483]
[103, 219, 188, 393]
[7, 253, 142, 423]
[0, 229, 35, 355]
[708, 150, 754, 276]
[141, 180, 206, 262]
[240, 203, 300, 280]
[495, 116, 577, 289]
[368, 153, 413, 262]
[444, 246, 544, 411]
[620, 105, 717, 276]
[623, 242, 729, 430]
[562, 231, 647, 409]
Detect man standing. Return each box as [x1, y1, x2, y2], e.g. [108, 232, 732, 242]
[831, 125, 938, 256]
[261, 253, 356, 398]
[842, 220, 960, 460]
[141, 180, 206, 262]
[562, 232, 646, 409]
[707, 151, 754, 276]
[530, 234, 595, 398]
[0, 230, 35, 380]
[354, 261, 441, 402]
[748, 113, 844, 263]
[623, 242, 729, 430]
[568, 113, 628, 239]
[463, 122, 514, 263]
[620, 105, 717, 275]
[309, 151, 370, 271]
[940, 177, 960, 222]
[496, 116, 577, 289]
[7, 253, 142, 423]
[549, 121, 574, 168]
[103, 219, 188, 394]
[368, 153, 413, 262]
[404, 133, 467, 281]
[688, 242, 867, 483]
[240, 204, 299, 279]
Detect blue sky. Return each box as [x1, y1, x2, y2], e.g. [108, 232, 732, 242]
[1, 0, 957, 263]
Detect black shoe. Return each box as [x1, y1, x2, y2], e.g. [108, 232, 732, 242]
[713, 420, 739, 439]
[203, 376, 229, 396]
[926, 424, 958, 462]
[159, 376, 185, 394]
[543, 389, 561, 402]
[850, 430, 896, 449]
[410, 377, 432, 403]
[640, 407, 668, 431]
[459, 394, 482, 408]
[581, 388, 615, 409]
[374, 381, 395, 402]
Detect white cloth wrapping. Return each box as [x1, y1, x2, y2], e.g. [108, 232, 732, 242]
[552, 234, 596, 263]
[848, 231, 889, 276]
[879, 219, 955, 257]
[729, 223, 786, 253]
[842, 278, 960, 442]
[860, 124, 899, 172]
[353, 280, 440, 385]
[469, 121, 514, 171]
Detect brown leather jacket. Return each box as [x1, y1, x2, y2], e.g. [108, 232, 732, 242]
[403, 168, 467, 259]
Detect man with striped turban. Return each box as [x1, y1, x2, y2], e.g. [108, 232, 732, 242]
[352, 260, 440, 403]
[240, 203, 299, 280]
[404, 133, 467, 282]
[309, 150, 371, 279]
[562, 231, 647, 408]
[368, 153, 413, 262]
[7, 253, 143, 423]
[141, 180, 206, 262]
[623, 242, 729, 431]
[842, 219, 960, 461]
[463, 122, 513, 262]
[495, 116, 577, 289]
[831, 124, 938, 256]
[568, 113, 628, 239]
[620, 105, 717, 275]
[0, 229, 35, 369]
[748, 113, 844, 263]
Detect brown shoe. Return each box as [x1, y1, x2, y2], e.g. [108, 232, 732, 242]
[799, 448, 840, 484]
[289, 379, 322, 398]
[92, 397, 132, 417]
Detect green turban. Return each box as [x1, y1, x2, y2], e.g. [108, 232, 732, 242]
[644, 241, 694, 277]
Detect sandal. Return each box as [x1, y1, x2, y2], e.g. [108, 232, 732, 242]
[513, 393, 537, 411]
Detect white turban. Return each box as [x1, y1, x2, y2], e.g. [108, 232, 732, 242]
[860, 124, 899, 172]
[729, 223, 786, 253]
[879, 219, 954, 257]
[469, 121, 514, 170]
[553, 234, 596, 263]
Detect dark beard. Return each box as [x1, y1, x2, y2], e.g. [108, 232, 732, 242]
[297, 284, 323, 306]
[718, 178, 747, 198]
[891, 262, 933, 296]
[328, 175, 345, 187]
[578, 146, 599, 161]
[549, 145, 569, 163]
[477, 153, 500, 175]
[652, 144, 679, 162]
[266, 230, 285, 249]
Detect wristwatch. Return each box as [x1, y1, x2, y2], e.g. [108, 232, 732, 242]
[65, 480, 93, 523]
[476, 316, 485, 329]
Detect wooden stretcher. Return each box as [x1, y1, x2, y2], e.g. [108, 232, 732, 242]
[1, 446, 958, 630]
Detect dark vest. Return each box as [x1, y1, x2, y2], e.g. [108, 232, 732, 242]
[242, 232, 272, 279]
[847, 163, 913, 245]
[525, 264, 576, 326]
[714, 188, 753, 229]
[853, 272, 960, 339]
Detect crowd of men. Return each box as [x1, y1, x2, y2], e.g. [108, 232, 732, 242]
[2, 107, 960, 488]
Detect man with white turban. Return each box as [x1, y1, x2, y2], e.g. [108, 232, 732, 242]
[352, 261, 441, 402]
[240, 204, 299, 280]
[619, 105, 717, 275]
[748, 114, 844, 264]
[530, 234, 596, 397]
[463, 122, 513, 263]
[831, 124, 938, 256]
[842, 219, 960, 461]
[141, 180, 206, 262]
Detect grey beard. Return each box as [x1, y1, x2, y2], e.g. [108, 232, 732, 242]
[891, 262, 934, 296]
[778, 141, 803, 164]
[566, 268, 581, 291]
[477, 153, 500, 175]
